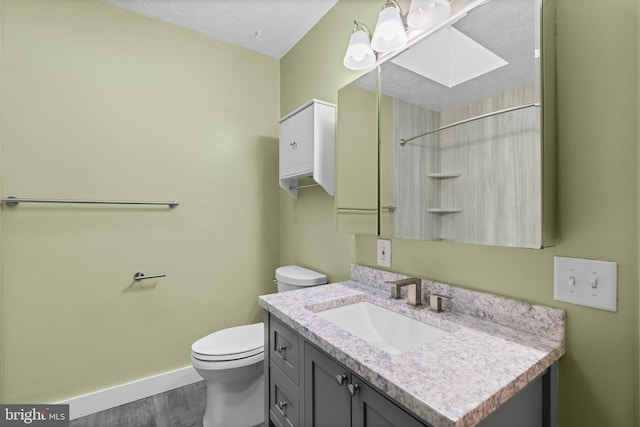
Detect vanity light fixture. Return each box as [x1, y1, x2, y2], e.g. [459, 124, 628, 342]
[407, 0, 452, 30]
[370, 1, 408, 53]
[343, 0, 453, 70]
[343, 21, 376, 70]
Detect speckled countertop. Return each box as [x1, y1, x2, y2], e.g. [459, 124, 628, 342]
[258, 265, 565, 427]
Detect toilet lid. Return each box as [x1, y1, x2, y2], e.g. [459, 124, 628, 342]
[276, 265, 328, 286]
[192, 322, 264, 361]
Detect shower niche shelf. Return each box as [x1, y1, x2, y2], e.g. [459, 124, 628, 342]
[427, 208, 462, 214]
[427, 173, 462, 179]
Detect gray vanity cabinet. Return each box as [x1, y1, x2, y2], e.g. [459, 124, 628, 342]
[304, 343, 427, 427]
[265, 313, 429, 427]
[265, 311, 558, 427]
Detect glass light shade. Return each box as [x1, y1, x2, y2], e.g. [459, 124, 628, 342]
[343, 30, 376, 70]
[407, 0, 451, 30]
[371, 6, 408, 53]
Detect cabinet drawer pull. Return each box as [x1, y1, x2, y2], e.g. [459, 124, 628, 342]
[276, 400, 288, 411]
[347, 383, 360, 397]
[276, 344, 287, 354]
[335, 374, 348, 386]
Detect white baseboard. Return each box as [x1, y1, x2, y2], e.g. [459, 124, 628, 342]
[55, 366, 202, 420]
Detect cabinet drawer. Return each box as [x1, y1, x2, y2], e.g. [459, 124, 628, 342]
[270, 316, 300, 385]
[270, 368, 300, 427]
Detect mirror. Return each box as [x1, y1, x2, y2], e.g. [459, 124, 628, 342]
[335, 68, 379, 235]
[379, 0, 554, 248]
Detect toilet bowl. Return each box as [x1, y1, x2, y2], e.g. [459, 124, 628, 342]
[192, 266, 327, 427]
[191, 323, 264, 427]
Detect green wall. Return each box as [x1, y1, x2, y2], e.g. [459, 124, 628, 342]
[280, 0, 639, 426]
[0, 0, 637, 424]
[0, 0, 280, 403]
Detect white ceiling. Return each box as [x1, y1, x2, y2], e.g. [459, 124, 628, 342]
[103, 0, 340, 59]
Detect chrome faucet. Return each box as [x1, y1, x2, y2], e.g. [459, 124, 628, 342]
[386, 277, 422, 306]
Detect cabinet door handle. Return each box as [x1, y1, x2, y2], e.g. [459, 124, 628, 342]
[335, 374, 348, 386]
[276, 400, 288, 411]
[276, 344, 287, 354]
[347, 383, 360, 397]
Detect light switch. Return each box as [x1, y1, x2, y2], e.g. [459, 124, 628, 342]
[377, 239, 391, 268]
[553, 256, 617, 312]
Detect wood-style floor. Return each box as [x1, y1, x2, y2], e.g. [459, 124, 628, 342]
[70, 381, 207, 427]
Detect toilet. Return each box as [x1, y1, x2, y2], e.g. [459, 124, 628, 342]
[275, 265, 329, 292]
[191, 265, 327, 427]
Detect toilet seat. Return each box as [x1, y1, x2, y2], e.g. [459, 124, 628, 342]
[192, 322, 264, 363]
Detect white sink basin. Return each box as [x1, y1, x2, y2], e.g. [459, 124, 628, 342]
[316, 302, 448, 355]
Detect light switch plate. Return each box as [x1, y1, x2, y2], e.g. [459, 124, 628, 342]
[553, 256, 617, 312]
[377, 239, 391, 268]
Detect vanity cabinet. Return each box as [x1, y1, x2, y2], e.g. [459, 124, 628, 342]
[304, 342, 427, 427]
[266, 313, 428, 427]
[279, 100, 335, 199]
[265, 311, 556, 427]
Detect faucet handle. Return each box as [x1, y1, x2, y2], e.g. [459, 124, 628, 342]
[429, 293, 450, 312]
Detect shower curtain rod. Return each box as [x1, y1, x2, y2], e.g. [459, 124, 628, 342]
[400, 102, 541, 146]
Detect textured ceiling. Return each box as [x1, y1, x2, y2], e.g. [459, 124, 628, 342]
[102, 0, 339, 59]
[355, 0, 539, 112]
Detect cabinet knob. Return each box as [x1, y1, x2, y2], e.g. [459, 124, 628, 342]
[335, 374, 348, 386]
[276, 400, 288, 411]
[276, 344, 287, 354]
[347, 383, 360, 397]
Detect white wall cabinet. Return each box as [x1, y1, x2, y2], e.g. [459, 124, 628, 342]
[279, 100, 335, 198]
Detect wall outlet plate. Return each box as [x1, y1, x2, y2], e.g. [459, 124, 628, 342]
[377, 239, 391, 268]
[553, 256, 617, 312]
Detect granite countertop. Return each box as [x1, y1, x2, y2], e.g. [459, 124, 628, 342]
[258, 265, 565, 427]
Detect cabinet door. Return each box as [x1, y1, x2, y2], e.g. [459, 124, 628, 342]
[270, 368, 301, 427]
[336, 69, 379, 235]
[293, 105, 315, 176]
[280, 116, 298, 178]
[351, 375, 428, 427]
[304, 343, 351, 427]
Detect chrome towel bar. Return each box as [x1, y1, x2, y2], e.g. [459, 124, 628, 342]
[289, 183, 320, 190]
[1, 196, 179, 208]
[337, 207, 378, 214]
[133, 272, 166, 281]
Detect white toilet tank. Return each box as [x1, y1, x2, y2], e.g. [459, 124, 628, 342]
[276, 265, 327, 292]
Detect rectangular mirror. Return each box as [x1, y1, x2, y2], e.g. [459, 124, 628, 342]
[380, 0, 554, 248]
